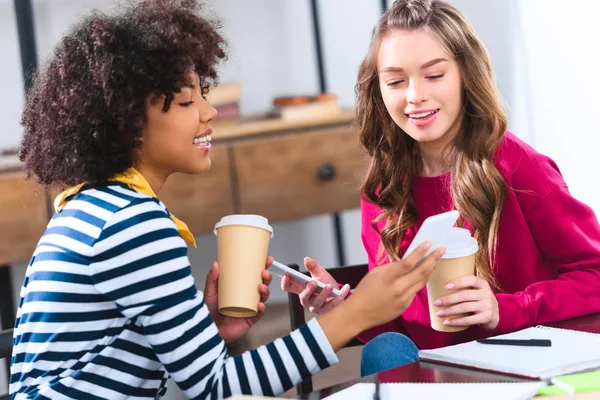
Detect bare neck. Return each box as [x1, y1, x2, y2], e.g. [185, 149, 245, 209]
[135, 164, 169, 194]
[418, 142, 450, 177]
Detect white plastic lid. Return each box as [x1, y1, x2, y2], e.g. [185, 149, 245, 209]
[450, 228, 471, 241]
[213, 214, 274, 237]
[441, 227, 478, 259]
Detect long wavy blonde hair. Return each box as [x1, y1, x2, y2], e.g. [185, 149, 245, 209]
[357, 0, 507, 288]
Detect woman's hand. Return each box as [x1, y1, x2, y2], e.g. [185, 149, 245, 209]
[280, 257, 351, 315]
[347, 243, 445, 329]
[317, 242, 445, 351]
[432, 276, 499, 330]
[204, 257, 273, 342]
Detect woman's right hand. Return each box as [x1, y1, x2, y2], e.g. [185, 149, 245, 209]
[317, 242, 445, 352]
[348, 242, 445, 330]
[281, 257, 351, 315]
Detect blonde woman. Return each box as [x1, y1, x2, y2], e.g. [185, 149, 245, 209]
[283, 0, 600, 376]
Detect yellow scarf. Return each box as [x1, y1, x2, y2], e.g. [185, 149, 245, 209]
[54, 168, 196, 247]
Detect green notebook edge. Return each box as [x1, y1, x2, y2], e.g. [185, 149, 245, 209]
[537, 370, 600, 396]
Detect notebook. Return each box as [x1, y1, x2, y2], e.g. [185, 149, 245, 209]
[322, 382, 547, 400]
[418, 326, 600, 379]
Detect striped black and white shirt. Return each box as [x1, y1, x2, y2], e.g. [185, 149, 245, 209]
[10, 183, 338, 399]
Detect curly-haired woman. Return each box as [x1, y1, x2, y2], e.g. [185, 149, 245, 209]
[284, 0, 600, 377]
[10, 0, 446, 399]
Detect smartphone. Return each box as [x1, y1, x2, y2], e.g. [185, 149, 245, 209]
[402, 210, 459, 261]
[269, 260, 341, 297]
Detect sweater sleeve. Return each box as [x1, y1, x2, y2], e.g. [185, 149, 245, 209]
[357, 195, 409, 342]
[494, 164, 600, 332]
[361, 194, 384, 270]
[90, 198, 338, 399]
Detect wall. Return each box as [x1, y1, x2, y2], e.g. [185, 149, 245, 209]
[516, 0, 600, 214]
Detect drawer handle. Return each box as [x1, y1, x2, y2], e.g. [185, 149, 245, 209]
[316, 163, 336, 181]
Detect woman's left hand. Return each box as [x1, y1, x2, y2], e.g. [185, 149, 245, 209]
[433, 276, 499, 330]
[204, 257, 273, 343]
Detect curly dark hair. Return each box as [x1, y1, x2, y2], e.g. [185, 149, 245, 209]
[19, 0, 227, 188]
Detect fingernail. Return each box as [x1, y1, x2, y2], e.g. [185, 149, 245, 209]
[444, 320, 451, 326]
[439, 248, 446, 256]
[421, 241, 432, 250]
[445, 283, 454, 289]
[433, 300, 442, 306]
[436, 310, 444, 317]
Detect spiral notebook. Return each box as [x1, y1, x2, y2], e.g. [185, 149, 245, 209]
[418, 326, 600, 379]
[323, 382, 547, 400]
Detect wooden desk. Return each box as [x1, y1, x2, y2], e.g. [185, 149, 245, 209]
[302, 313, 600, 399]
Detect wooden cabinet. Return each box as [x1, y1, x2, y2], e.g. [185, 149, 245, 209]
[235, 125, 365, 221]
[160, 119, 365, 232]
[0, 172, 48, 264]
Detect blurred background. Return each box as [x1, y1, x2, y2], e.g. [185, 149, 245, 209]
[1, 0, 599, 398]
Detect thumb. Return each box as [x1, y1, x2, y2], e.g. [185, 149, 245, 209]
[304, 257, 322, 276]
[204, 262, 220, 298]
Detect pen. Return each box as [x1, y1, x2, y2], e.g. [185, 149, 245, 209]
[373, 380, 380, 400]
[477, 339, 552, 347]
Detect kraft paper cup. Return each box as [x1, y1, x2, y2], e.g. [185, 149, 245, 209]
[426, 228, 478, 332]
[214, 215, 273, 318]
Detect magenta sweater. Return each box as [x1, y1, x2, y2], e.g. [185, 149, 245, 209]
[359, 132, 600, 349]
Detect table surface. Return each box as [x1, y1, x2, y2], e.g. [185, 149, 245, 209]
[301, 312, 600, 399]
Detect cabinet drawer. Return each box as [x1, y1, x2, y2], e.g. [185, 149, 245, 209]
[0, 172, 48, 264]
[234, 125, 366, 222]
[160, 145, 234, 235]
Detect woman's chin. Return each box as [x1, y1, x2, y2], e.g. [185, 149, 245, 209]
[402, 126, 450, 144]
[179, 160, 212, 175]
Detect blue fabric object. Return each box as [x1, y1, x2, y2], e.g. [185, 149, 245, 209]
[360, 332, 419, 376]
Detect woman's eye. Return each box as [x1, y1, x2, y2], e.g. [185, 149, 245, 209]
[388, 80, 405, 87]
[427, 74, 444, 80]
[179, 101, 194, 107]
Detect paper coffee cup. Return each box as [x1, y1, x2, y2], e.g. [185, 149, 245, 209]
[427, 227, 478, 332]
[214, 215, 273, 318]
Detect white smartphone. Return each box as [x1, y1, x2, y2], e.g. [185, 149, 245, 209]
[402, 210, 459, 261]
[270, 260, 342, 297]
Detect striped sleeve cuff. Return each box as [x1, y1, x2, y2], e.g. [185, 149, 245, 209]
[305, 318, 339, 368]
